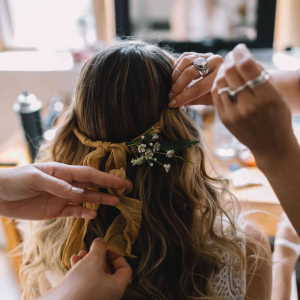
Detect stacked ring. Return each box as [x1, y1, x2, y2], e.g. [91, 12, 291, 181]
[217, 70, 270, 100]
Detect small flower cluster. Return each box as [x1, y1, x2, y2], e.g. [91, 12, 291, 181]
[127, 127, 198, 173]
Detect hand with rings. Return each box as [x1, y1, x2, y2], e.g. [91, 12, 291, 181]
[169, 52, 223, 107]
[212, 44, 296, 165]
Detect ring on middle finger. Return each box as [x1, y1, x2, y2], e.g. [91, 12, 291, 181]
[192, 57, 209, 77]
[218, 83, 248, 101]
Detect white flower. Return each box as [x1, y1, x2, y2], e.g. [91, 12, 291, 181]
[153, 142, 160, 152]
[149, 142, 153, 146]
[141, 135, 145, 140]
[138, 144, 146, 153]
[149, 162, 154, 167]
[166, 150, 175, 158]
[163, 164, 171, 173]
[144, 149, 154, 160]
[131, 157, 144, 166]
[152, 134, 159, 140]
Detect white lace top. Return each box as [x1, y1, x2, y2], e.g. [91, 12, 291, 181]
[211, 238, 246, 299]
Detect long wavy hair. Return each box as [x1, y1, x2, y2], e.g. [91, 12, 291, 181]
[21, 41, 245, 299]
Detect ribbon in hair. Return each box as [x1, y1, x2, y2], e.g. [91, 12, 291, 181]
[61, 128, 142, 269]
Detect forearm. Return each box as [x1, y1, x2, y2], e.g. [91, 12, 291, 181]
[272, 261, 294, 300]
[257, 143, 300, 235]
[272, 69, 300, 112]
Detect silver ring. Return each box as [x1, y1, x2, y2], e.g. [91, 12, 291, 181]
[218, 87, 237, 100]
[233, 82, 248, 95]
[246, 70, 270, 89]
[218, 82, 249, 101]
[192, 57, 209, 77]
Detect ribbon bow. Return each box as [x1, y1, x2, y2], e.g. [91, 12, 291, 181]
[61, 129, 142, 269]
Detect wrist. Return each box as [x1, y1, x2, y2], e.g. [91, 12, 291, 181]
[255, 137, 300, 173]
[273, 254, 297, 271]
[0, 169, 6, 201]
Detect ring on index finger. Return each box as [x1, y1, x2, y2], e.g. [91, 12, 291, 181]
[192, 57, 209, 78]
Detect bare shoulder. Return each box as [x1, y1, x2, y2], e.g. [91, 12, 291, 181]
[242, 222, 272, 300]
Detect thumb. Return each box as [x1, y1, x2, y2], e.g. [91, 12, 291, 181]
[112, 256, 132, 288]
[37, 172, 85, 200]
[88, 238, 108, 267]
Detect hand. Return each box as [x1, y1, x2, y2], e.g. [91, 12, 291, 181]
[42, 238, 132, 300]
[211, 44, 299, 167]
[169, 52, 223, 107]
[0, 162, 131, 220]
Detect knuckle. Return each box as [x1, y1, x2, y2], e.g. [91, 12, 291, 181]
[216, 77, 225, 88]
[224, 65, 237, 78]
[182, 56, 192, 65]
[239, 57, 255, 73]
[187, 67, 196, 77]
[31, 170, 42, 182]
[212, 55, 224, 65]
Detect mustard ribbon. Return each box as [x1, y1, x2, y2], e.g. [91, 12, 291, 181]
[61, 129, 142, 269]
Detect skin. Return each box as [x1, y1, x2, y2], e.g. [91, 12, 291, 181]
[0, 162, 132, 300]
[40, 238, 132, 300]
[244, 223, 272, 300]
[169, 52, 224, 107]
[0, 162, 131, 220]
[271, 69, 300, 113]
[210, 44, 300, 235]
[272, 214, 300, 300]
[171, 50, 300, 112]
[171, 44, 300, 236]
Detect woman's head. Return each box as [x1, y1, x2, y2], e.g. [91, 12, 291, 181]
[75, 41, 173, 142]
[22, 41, 244, 300]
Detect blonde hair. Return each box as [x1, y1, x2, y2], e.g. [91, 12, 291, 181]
[21, 41, 247, 299]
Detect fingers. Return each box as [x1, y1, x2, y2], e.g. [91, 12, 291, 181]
[36, 171, 119, 206]
[78, 190, 119, 206]
[170, 70, 217, 107]
[188, 93, 213, 106]
[233, 44, 274, 99]
[111, 256, 132, 288]
[66, 165, 132, 190]
[213, 75, 233, 117]
[89, 238, 107, 261]
[172, 53, 199, 82]
[60, 205, 97, 219]
[171, 55, 223, 98]
[37, 172, 86, 201]
[35, 162, 132, 191]
[223, 52, 253, 101]
[172, 52, 212, 82]
[170, 55, 223, 107]
[71, 250, 88, 267]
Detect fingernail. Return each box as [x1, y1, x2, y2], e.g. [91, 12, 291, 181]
[169, 100, 177, 107]
[169, 91, 174, 98]
[238, 43, 250, 54]
[234, 44, 250, 61]
[71, 186, 84, 194]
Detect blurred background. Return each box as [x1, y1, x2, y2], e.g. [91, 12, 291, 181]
[0, 0, 300, 299]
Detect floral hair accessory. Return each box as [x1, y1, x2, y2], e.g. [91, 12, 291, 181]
[127, 126, 198, 173]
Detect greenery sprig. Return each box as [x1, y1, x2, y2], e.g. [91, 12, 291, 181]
[127, 127, 198, 173]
